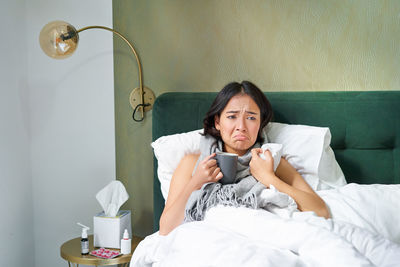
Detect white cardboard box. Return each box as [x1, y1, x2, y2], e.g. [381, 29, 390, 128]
[93, 210, 132, 249]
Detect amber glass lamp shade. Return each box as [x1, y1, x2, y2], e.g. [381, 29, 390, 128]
[39, 21, 79, 59]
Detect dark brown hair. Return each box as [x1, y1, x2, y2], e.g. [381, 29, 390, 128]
[203, 81, 273, 144]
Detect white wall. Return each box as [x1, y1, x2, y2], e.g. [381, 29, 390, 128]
[27, 1, 114, 267]
[0, 1, 34, 266]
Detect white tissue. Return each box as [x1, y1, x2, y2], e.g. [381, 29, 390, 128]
[260, 143, 283, 171]
[96, 180, 129, 217]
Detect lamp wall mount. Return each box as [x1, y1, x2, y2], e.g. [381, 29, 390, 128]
[130, 86, 155, 112]
[130, 86, 155, 121]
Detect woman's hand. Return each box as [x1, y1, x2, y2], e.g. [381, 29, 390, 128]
[249, 148, 276, 185]
[190, 153, 223, 189]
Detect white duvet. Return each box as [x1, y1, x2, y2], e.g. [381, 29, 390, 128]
[131, 183, 400, 267]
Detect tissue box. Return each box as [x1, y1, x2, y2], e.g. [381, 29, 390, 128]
[93, 210, 132, 249]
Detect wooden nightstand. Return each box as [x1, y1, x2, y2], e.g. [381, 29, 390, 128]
[60, 234, 143, 266]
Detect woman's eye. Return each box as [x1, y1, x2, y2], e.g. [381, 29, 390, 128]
[227, 115, 236, 119]
[247, 116, 256, 120]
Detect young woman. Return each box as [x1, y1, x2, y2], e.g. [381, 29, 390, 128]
[159, 81, 330, 236]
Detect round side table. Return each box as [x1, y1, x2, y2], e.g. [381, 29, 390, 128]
[60, 234, 143, 267]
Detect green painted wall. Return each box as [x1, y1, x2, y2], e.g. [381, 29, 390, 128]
[113, 0, 400, 237]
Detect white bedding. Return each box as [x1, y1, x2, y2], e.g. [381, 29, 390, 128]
[131, 184, 400, 267]
[319, 183, 400, 244]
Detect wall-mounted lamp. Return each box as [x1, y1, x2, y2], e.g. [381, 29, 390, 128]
[39, 21, 155, 122]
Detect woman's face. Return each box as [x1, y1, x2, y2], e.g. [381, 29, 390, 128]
[215, 94, 261, 156]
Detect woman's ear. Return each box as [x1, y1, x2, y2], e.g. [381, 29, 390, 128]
[214, 115, 220, 130]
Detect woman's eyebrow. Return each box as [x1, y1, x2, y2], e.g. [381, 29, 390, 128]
[226, 110, 259, 115]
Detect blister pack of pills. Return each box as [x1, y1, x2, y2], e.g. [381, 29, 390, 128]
[90, 247, 122, 259]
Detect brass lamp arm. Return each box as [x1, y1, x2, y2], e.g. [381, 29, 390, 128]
[77, 26, 145, 120]
[40, 20, 155, 122]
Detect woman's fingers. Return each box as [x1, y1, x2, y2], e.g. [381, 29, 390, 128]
[203, 153, 216, 163]
[263, 149, 272, 157]
[201, 153, 217, 167]
[205, 159, 217, 168]
[251, 148, 272, 159]
[198, 156, 217, 175]
[251, 148, 262, 158]
[211, 167, 223, 180]
[216, 171, 223, 180]
[201, 153, 224, 181]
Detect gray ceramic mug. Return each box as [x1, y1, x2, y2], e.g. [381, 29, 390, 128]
[215, 152, 238, 185]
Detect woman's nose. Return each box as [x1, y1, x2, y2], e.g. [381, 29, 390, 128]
[235, 116, 247, 131]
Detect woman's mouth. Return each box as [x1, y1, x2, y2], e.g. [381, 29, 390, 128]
[234, 135, 248, 141]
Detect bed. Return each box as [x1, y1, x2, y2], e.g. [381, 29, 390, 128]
[132, 91, 400, 266]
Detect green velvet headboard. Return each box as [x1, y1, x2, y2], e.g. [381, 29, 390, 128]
[152, 91, 400, 231]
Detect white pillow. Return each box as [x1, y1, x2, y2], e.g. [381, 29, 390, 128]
[263, 123, 346, 190]
[151, 129, 202, 199]
[152, 123, 346, 200]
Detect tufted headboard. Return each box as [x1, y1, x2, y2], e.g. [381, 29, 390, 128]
[152, 91, 400, 231]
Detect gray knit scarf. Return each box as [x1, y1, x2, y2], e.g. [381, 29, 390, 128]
[185, 134, 294, 222]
